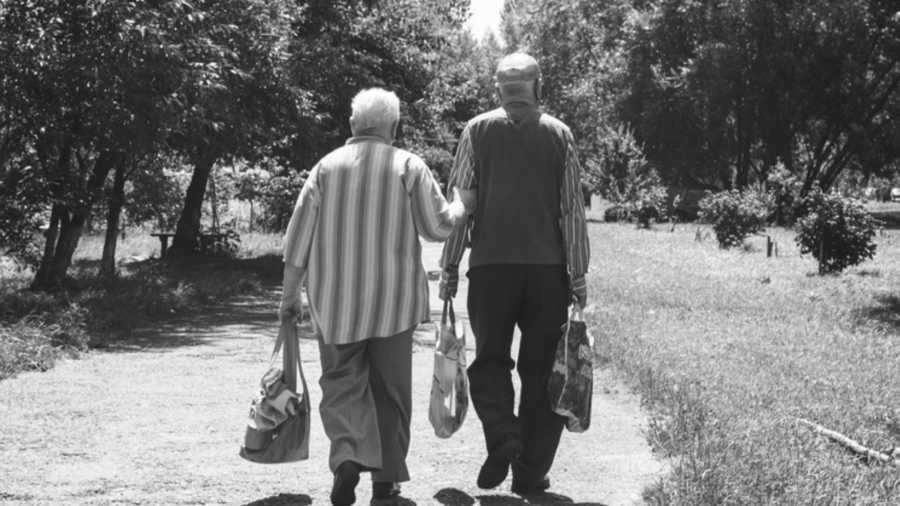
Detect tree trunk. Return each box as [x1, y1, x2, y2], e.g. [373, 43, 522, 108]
[32, 205, 63, 289]
[100, 162, 127, 279]
[170, 154, 216, 257]
[31, 152, 115, 290]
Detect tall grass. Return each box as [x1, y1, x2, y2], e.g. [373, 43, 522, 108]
[587, 223, 900, 505]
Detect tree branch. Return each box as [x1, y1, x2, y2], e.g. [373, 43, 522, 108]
[797, 417, 899, 467]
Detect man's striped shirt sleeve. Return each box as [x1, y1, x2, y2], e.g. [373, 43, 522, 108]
[560, 129, 590, 294]
[283, 165, 321, 271]
[440, 126, 476, 270]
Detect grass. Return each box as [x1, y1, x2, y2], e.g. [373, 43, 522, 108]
[1, 230, 285, 381]
[585, 222, 900, 505]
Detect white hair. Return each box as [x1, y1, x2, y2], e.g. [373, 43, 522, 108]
[350, 88, 400, 133]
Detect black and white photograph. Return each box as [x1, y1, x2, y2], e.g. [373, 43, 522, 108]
[1, 0, 899, 504]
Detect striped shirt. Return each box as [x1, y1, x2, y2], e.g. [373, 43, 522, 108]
[440, 108, 590, 295]
[283, 136, 461, 344]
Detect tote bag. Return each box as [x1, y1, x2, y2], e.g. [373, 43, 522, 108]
[547, 306, 593, 433]
[428, 299, 469, 438]
[239, 321, 311, 463]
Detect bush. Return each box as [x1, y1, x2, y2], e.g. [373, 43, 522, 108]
[586, 124, 668, 228]
[698, 189, 772, 248]
[794, 188, 877, 274]
[765, 163, 803, 226]
[257, 170, 308, 232]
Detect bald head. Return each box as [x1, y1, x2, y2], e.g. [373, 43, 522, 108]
[494, 53, 542, 105]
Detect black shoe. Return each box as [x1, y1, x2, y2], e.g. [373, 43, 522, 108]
[476, 438, 523, 489]
[511, 474, 551, 496]
[331, 461, 361, 506]
[372, 481, 401, 500]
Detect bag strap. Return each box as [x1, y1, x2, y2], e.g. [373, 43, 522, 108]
[272, 321, 309, 397]
[442, 298, 455, 327]
[562, 304, 583, 365]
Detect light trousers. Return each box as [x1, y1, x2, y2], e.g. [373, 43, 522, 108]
[317, 328, 413, 482]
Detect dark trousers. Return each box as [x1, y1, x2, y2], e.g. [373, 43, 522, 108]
[466, 264, 568, 480]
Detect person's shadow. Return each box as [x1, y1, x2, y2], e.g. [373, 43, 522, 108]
[434, 488, 608, 506]
[242, 493, 312, 506]
[243, 493, 418, 505]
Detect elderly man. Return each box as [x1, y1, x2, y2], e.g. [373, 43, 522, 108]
[440, 53, 590, 495]
[280, 88, 473, 506]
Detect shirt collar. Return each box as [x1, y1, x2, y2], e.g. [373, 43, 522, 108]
[346, 135, 393, 146]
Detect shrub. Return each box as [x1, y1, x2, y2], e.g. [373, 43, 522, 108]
[586, 124, 668, 227]
[698, 189, 772, 248]
[765, 163, 803, 226]
[258, 170, 308, 232]
[794, 188, 877, 274]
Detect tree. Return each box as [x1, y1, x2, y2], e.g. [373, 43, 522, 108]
[165, 0, 306, 256]
[505, 0, 900, 195]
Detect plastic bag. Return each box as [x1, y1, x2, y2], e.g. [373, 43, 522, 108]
[428, 299, 469, 438]
[547, 306, 593, 433]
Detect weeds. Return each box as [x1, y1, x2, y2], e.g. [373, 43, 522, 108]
[1, 250, 269, 379]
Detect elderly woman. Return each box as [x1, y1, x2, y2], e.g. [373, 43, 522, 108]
[279, 88, 473, 506]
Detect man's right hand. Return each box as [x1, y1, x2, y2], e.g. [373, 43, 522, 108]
[439, 268, 459, 301]
[279, 297, 303, 323]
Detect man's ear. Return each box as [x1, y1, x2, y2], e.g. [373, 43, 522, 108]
[534, 78, 542, 102]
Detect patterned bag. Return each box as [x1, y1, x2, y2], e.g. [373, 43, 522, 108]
[240, 321, 311, 463]
[547, 306, 593, 432]
[428, 299, 469, 438]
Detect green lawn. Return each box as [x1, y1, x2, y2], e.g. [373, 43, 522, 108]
[587, 222, 900, 505]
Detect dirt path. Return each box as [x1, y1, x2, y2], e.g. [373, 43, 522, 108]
[0, 245, 664, 506]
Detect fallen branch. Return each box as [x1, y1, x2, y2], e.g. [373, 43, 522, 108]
[797, 417, 899, 466]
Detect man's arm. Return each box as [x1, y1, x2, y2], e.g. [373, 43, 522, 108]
[407, 156, 469, 242]
[439, 125, 477, 300]
[280, 165, 320, 321]
[560, 129, 590, 308]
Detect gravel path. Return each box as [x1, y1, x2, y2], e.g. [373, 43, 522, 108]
[0, 246, 664, 506]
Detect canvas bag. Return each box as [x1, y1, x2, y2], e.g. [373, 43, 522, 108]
[428, 299, 469, 438]
[239, 320, 311, 463]
[547, 306, 593, 432]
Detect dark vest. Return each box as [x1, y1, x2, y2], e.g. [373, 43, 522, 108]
[467, 107, 568, 267]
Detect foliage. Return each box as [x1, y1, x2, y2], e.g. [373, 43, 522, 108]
[200, 229, 241, 258]
[765, 162, 804, 226]
[795, 188, 877, 274]
[586, 124, 667, 227]
[0, 254, 266, 380]
[256, 170, 308, 232]
[505, 0, 900, 193]
[698, 189, 772, 248]
[123, 156, 189, 231]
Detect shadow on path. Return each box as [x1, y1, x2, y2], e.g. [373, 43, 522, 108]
[242, 493, 312, 505]
[104, 288, 284, 351]
[434, 488, 608, 506]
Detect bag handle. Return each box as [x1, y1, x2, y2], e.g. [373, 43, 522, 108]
[561, 304, 583, 368]
[439, 299, 465, 349]
[442, 298, 455, 327]
[272, 321, 309, 397]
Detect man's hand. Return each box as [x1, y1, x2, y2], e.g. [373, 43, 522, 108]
[456, 187, 477, 214]
[570, 275, 587, 309]
[439, 267, 459, 301]
[279, 296, 303, 323]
